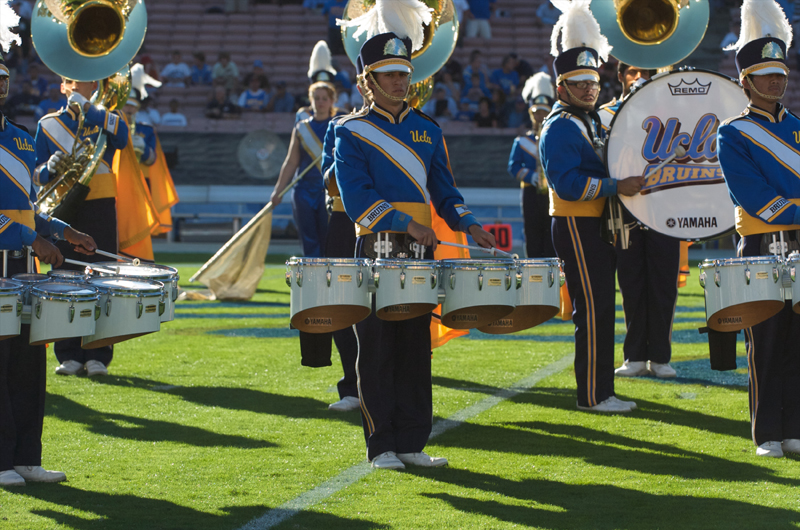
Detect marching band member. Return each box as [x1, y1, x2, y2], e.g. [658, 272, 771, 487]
[539, 0, 642, 412]
[0, 15, 96, 486]
[598, 62, 680, 379]
[335, 0, 496, 469]
[33, 74, 129, 377]
[509, 72, 555, 258]
[296, 40, 340, 123]
[717, 0, 800, 458]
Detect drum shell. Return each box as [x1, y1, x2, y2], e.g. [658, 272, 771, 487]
[440, 259, 516, 329]
[287, 258, 372, 333]
[373, 259, 439, 321]
[12, 274, 49, 320]
[82, 278, 165, 349]
[92, 262, 179, 323]
[787, 252, 800, 314]
[699, 258, 784, 332]
[29, 283, 100, 346]
[0, 280, 23, 340]
[479, 259, 563, 334]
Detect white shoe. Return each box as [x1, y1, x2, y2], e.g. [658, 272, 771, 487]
[370, 451, 405, 470]
[328, 396, 360, 412]
[782, 439, 800, 454]
[615, 361, 648, 377]
[756, 441, 784, 458]
[84, 360, 108, 377]
[397, 451, 448, 467]
[13, 466, 66, 483]
[0, 470, 25, 487]
[609, 395, 637, 410]
[648, 362, 677, 379]
[55, 360, 84, 376]
[577, 397, 634, 413]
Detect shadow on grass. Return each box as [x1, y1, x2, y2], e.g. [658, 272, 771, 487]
[419, 470, 800, 529]
[431, 376, 501, 395]
[11, 486, 384, 530]
[93, 375, 363, 427]
[46, 394, 275, 449]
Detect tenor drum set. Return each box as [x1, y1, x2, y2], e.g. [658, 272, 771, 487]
[286, 256, 564, 335]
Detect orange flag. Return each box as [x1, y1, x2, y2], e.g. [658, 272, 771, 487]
[142, 136, 179, 235]
[430, 204, 470, 349]
[678, 241, 691, 288]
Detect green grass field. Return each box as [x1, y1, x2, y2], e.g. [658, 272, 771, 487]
[2, 256, 799, 530]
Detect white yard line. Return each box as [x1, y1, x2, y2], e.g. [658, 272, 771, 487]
[238, 354, 573, 530]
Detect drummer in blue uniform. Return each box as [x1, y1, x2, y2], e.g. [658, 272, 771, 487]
[33, 73, 129, 378]
[0, 25, 97, 486]
[335, 0, 496, 469]
[716, 0, 800, 458]
[509, 72, 555, 258]
[539, 0, 643, 413]
[597, 62, 680, 380]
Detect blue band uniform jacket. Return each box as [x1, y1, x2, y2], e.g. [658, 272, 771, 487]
[508, 133, 539, 187]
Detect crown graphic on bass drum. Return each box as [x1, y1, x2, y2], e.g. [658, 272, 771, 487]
[667, 79, 712, 96]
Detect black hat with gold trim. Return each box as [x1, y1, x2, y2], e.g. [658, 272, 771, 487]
[549, 0, 611, 85]
[0, 0, 21, 97]
[726, 0, 792, 80]
[308, 40, 338, 83]
[522, 72, 555, 111]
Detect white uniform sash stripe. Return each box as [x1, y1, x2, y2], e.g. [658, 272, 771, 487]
[297, 122, 323, 172]
[731, 120, 800, 174]
[0, 145, 32, 194]
[40, 117, 111, 175]
[344, 119, 430, 202]
[518, 136, 538, 158]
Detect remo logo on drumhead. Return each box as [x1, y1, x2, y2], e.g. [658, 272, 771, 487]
[605, 70, 749, 240]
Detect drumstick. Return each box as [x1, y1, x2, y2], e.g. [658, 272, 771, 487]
[63, 259, 118, 275]
[95, 249, 141, 266]
[437, 240, 519, 259]
[643, 145, 687, 180]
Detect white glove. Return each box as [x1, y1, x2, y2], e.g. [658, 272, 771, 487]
[68, 92, 89, 108]
[47, 151, 67, 173]
[131, 135, 146, 152]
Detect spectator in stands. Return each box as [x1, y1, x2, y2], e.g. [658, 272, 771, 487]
[452, 0, 469, 45]
[238, 76, 270, 112]
[422, 87, 458, 122]
[4, 79, 39, 119]
[461, 82, 484, 114]
[536, 0, 560, 25]
[191, 52, 213, 85]
[455, 101, 475, 122]
[502, 96, 530, 131]
[490, 86, 507, 116]
[303, 0, 326, 12]
[465, 0, 495, 39]
[27, 64, 48, 98]
[161, 99, 188, 127]
[509, 52, 534, 82]
[35, 85, 65, 119]
[267, 81, 295, 113]
[436, 70, 461, 100]
[139, 97, 161, 126]
[463, 72, 490, 100]
[333, 79, 349, 110]
[322, 0, 347, 54]
[490, 54, 520, 96]
[11, 0, 32, 58]
[160, 50, 192, 88]
[212, 51, 240, 92]
[243, 60, 269, 89]
[474, 96, 498, 128]
[462, 49, 490, 92]
[137, 49, 161, 83]
[206, 86, 241, 119]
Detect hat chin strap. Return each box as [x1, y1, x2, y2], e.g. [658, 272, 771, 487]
[563, 83, 597, 110]
[746, 74, 788, 101]
[366, 71, 409, 103]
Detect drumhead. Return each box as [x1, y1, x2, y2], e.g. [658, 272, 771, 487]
[440, 259, 515, 271]
[94, 262, 177, 280]
[88, 277, 164, 296]
[374, 259, 439, 269]
[31, 282, 98, 301]
[515, 258, 562, 268]
[700, 256, 782, 269]
[12, 273, 48, 284]
[605, 69, 747, 240]
[287, 258, 371, 267]
[48, 269, 86, 280]
[0, 278, 22, 294]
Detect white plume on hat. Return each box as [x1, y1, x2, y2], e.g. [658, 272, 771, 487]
[308, 40, 337, 79]
[549, 0, 612, 61]
[131, 63, 162, 100]
[0, 0, 21, 53]
[724, 0, 792, 51]
[522, 72, 555, 103]
[337, 0, 433, 52]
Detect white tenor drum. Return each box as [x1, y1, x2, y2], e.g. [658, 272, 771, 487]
[93, 263, 179, 323]
[440, 259, 516, 329]
[29, 282, 100, 346]
[12, 273, 50, 325]
[373, 259, 439, 321]
[479, 258, 563, 334]
[699, 257, 784, 332]
[0, 279, 23, 340]
[48, 269, 88, 282]
[286, 258, 372, 333]
[82, 277, 165, 349]
[605, 69, 747, 240]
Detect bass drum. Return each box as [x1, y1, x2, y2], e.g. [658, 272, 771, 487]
[605, 69, 748, 240]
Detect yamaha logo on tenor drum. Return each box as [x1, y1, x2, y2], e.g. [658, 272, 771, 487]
[604, 70, 746, 240]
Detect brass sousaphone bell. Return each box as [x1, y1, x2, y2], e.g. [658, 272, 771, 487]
[591, 0, 709, 69]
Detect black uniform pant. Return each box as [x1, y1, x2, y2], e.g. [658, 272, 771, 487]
[552, 216, 617, 408]
[0, 258, 46, 471]
[740, 235, 800, 446]
[522, 187, 555, 258]
[54, 198, 117, 366]
[616, 211, 681, 364]
[298, 212, 359, 400]
[354, 236, 433, 460]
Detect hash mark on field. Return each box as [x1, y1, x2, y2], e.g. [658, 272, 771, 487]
[236, 354, 573, 530]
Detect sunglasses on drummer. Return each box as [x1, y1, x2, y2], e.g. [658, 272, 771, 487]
[566, 81, 601, 91]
